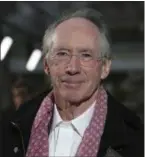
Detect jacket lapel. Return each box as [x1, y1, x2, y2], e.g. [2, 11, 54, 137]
[11, 90, 51, 151]
[97, 92, 129, 157]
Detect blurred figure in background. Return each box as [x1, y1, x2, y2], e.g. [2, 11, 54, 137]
[11, 77, 31, 110]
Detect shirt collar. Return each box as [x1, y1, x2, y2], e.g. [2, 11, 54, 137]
[51, 104, 63, 131]
[71, 101, 96, 137]
[51, 101, 96, 137]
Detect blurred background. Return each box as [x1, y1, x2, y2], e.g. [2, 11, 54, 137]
[0, 2, 144, 122]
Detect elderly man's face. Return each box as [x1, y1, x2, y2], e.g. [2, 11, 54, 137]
[44, 18, 111, 103]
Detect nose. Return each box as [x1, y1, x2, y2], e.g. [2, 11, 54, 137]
[65, 55, 81, 75]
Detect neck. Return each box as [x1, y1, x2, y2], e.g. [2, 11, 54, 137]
[53, 88, 100, 121]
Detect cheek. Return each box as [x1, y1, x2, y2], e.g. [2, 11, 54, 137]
[49, 64, 65, 84]
[85, 64, 102, 85]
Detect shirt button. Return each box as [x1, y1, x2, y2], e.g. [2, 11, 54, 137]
[13, 147, 19, 153]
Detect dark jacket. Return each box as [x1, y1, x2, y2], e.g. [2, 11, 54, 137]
[1, 90, 143, 157]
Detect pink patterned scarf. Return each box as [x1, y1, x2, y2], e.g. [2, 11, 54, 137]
[26, 86, 108, 157]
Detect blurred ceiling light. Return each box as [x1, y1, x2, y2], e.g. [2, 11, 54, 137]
[26, 49, 42, 71]
[0, 36, 13, 61]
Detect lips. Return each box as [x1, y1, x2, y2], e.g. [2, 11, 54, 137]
[61, 80, 82, 88]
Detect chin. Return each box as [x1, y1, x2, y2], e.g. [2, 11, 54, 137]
[60, 90, 84, 103]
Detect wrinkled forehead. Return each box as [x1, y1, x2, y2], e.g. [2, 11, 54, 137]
[52, 17, 101, 50]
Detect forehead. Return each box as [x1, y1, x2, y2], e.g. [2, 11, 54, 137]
[53, 18, 100, 49]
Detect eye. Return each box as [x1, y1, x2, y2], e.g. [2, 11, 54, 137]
[56, 51, 68, 56]
[81, 53, 92, 58]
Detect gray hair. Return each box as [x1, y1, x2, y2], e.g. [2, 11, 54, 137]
[42, 8, 112, 59]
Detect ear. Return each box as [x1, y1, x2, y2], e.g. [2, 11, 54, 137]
[43, 58, 50, 75]
[101, 59, 112, 80]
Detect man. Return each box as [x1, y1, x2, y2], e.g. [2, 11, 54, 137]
[11, 78, 31, 110]
[1, 8, 143, 157]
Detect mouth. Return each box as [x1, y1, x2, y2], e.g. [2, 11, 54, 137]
[61, 81, 82, 88]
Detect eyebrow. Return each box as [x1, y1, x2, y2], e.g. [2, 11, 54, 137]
[53, 47, 94, 53]
[78, 48, 93, 53]
[53, 47, 70, 52]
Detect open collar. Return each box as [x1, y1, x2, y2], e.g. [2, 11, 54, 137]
[51, 101, 96, 137]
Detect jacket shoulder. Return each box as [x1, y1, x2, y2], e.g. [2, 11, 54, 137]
[107, 92, 143, 157]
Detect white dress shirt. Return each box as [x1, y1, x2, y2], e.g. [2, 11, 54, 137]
[49, 101, 96, 157]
